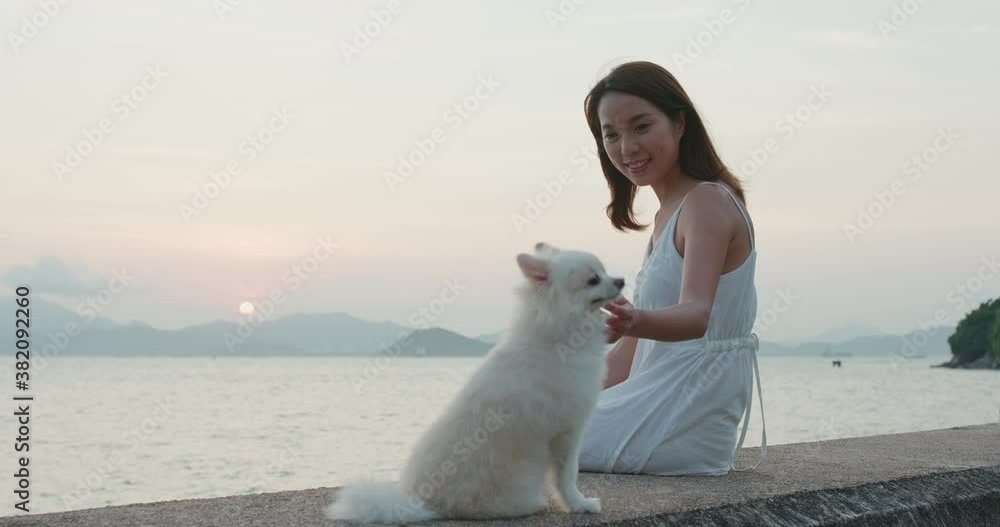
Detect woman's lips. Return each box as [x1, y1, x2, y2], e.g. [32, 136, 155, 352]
[626, 159, 650, 175]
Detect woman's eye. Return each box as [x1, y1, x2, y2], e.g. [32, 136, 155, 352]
[636, 123, 650, 131]
[603, 132, 618, 140]
[587, 275, 601, 286]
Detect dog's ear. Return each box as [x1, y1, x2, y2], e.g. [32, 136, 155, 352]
[534, 242, 560, 256]
[516, 253, 550, 283]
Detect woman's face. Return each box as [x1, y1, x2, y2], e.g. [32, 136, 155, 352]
[597, 92, 684, 187]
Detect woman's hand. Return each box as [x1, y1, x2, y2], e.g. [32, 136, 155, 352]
[603, 296, 640, 344]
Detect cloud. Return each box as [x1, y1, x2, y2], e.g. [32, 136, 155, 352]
[1, 256, 108, 296]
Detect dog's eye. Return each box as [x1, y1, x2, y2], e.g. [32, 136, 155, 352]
[587, 275, 601, 286]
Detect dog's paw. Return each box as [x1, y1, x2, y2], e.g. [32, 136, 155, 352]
[568, 496, 601, 514]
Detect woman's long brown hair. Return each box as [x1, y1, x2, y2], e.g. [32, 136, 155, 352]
[585, 61, 745, 232]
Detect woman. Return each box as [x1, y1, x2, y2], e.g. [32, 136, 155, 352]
[578, 61, 766, 475]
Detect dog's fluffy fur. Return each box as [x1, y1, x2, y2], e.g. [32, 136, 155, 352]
[325, 243, 623, 523]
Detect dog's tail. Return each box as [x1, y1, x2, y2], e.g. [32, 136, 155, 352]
[325, 479, 440, 524]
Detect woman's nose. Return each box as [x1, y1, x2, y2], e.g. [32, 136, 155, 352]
[620, 136, 639, 157]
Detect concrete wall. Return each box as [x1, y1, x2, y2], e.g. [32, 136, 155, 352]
[2, 423, 998, 526]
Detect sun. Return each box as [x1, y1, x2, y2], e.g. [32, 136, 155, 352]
[239, 301, 255, 316]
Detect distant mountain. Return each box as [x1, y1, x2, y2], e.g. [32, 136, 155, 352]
[229, 311, 410, 355]
[475, 331, 505, 345]
[2, 295, 118, 336]
[756, 340, 799, 356]
[808, 324, 890, 344]
[0, 297, 418, 357]
[470, 329, 952, 358]
[375, 328, 493, 357]
[757, 327, 953, 357]
[2, 295, 953, 359]
[65, 321, 304, 357]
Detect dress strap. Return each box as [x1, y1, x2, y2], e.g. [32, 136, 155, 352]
[730, 332, 767, 471]
[647, 181, 718, 257]
[646, 181, 754, 261]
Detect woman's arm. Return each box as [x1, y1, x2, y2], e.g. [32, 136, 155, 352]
[602, 335, 638, 389]
[628, 185, 740, 343]
[630, 302, 712, 342]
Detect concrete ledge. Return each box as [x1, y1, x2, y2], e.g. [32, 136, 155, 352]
[3, 424, 998, 526]
[634, 466, 1000, 526]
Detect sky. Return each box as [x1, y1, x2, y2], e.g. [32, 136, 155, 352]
[1, 0, 998, 343]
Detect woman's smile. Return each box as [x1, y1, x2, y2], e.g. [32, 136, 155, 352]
[626, 158, 650, 175]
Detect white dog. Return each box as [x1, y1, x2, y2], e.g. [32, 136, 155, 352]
[325, 242, 624, 523]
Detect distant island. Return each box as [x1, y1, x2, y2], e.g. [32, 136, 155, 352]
[0, 295, 967, 360]
[934, 298, 1000, 370]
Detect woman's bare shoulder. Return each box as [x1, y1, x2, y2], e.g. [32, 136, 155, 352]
[684, 182, 747, 217]
[678, 182, 753, 240]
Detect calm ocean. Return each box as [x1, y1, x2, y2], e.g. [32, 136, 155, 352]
[9, 354, 999, 515]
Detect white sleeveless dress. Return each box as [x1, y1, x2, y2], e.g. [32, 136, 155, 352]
[579, 181, 766, 476]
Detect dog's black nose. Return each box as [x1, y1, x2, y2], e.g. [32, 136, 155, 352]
[614, 278, 625, 289]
